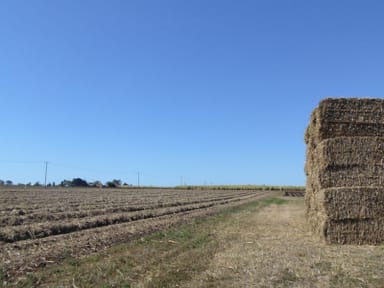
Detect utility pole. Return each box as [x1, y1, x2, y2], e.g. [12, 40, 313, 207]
[137, 172, 140, 187]
[44, 161, 48, 188]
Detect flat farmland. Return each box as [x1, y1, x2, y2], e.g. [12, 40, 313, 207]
[0, 187, 271, 281]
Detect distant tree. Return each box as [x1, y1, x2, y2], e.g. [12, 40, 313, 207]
[0, 180, 4, 186]
[60, 180, 71, 187]
[106, 182, 115, 188]
[71, 178, 88, 187]
[91, 181, 103, 188]
[33, 182, 41, 186]
[106, 179, 121, 188]
[6, 180, 13, 186]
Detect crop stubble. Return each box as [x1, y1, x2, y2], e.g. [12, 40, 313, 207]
[0, 187, 271, 281]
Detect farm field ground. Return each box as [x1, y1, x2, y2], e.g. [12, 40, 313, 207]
[2, 189, 384, 287]
[0, 187, 272, 285]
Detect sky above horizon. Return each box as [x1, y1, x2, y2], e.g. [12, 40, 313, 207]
[1, 1, 384, 186]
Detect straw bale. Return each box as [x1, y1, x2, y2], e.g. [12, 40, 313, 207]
[305, 98, 384, 147]
[306, 204, 327, 237]
[317, 98, 384, 123]
[304, 97, 384, 244]
[305, 184, 318, 210]
[322, 218, 384, 245]
[306, 137, 384, 189]
[318, 187, 384, 220]
[309, 166, 384, 190]
[311, 136, 384, 168]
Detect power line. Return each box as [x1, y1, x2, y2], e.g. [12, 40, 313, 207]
[0, 160, 169, 186]
[0, 160, 46, 164]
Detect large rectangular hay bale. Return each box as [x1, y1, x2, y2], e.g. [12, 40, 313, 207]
[322, 218, 384, 245]
[318, 187, 384, 220]
[305, 136, 384, 189]
[310, 136, 384, 168]
[305, 98, 384, 148]
[305, 97, 384, 245]
[309, 165, 384, 190]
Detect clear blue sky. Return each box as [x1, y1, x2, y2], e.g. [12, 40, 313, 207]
[1, 1, 383, 186]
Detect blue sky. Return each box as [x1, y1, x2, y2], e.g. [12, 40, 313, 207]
[1, 1, 384, 186]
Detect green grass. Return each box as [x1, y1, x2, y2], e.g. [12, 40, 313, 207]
[272, 268, 299, 288]
[259, 198, 288, 206]
[0, 269, 5, 284]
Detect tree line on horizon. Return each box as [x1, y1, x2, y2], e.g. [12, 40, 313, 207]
[0, 178, 130, 188]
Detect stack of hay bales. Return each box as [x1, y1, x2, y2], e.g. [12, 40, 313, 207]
[305, 98, 384, 244]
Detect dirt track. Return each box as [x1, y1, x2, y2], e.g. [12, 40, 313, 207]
[184, 198, 384, 288]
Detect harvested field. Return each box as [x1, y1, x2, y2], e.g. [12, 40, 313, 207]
[283, 191, 304, 197]
[11, 197, 384, 287]
[0, 187, 272, 282]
